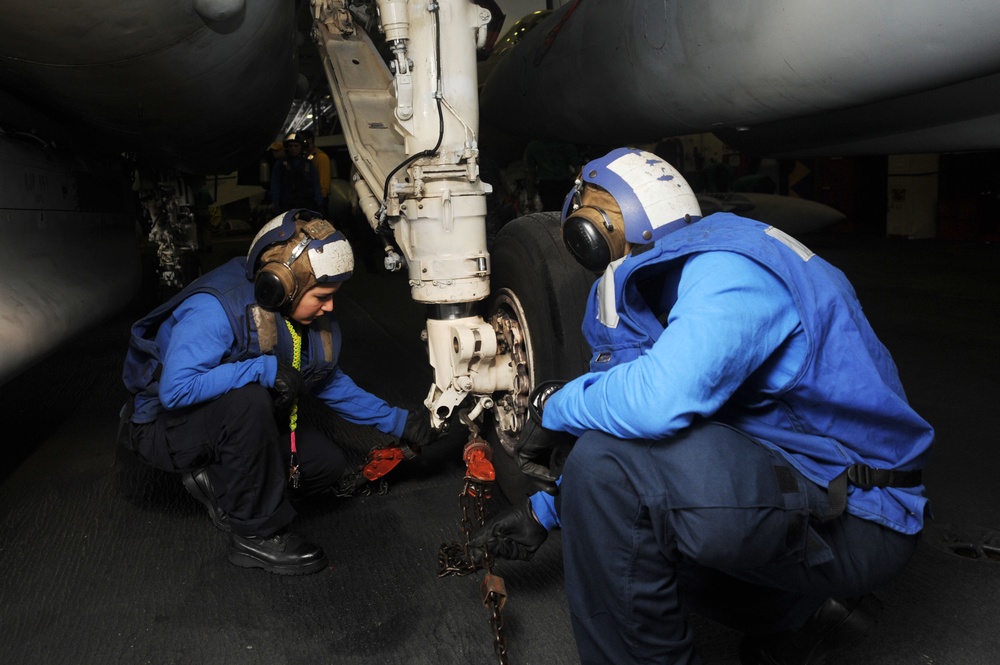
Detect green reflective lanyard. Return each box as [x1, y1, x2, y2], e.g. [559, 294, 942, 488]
[284, 318, 302, 488]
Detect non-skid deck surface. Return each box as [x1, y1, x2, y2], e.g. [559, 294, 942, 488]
[1, 232, 998, 664]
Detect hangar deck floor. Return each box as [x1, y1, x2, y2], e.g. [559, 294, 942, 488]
[0, 229, 998, 664]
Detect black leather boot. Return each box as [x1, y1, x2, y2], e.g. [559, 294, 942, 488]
[739, 595, 884, 665]
[181, 468, 230, 532]
[228, 530, 328, 575]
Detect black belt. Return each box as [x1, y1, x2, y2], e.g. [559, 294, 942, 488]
[827, 463, 923, 518]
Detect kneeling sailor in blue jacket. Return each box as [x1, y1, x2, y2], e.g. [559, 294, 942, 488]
[472, 148, 933, 664]
[122, 209, 433, 575]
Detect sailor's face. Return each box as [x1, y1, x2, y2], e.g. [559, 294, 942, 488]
[291, 283, 340, 325]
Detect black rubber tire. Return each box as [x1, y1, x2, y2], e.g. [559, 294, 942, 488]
[486, 212, 595, 501]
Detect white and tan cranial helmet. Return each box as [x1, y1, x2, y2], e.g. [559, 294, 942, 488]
[246, 209, 354, 311]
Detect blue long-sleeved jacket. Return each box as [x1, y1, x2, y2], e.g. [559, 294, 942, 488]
[533, 214, 932, 534]
[123, 258, 406, 437]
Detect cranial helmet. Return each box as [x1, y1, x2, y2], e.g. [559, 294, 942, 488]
[297, 128, 315, 145]
[560, 147, 702, 272]
[246, 209, 354, 311]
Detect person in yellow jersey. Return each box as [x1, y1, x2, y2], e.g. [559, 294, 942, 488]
[271, 133, 322, 211]
[299, 129, 331, 217]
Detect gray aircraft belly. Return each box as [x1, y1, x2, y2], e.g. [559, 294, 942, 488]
[0, 0, 298, 173]
[0, 0, 303, 384]
[0, 133, 140, 386]
[480, 0, 1000, 155]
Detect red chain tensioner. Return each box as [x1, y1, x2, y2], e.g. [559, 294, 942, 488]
[361, 441, 420, 482]
[463, 435, 496, 490]
[436, 406, 511, 663]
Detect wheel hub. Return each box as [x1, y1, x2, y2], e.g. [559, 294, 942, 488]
[488, 288, 533, 455]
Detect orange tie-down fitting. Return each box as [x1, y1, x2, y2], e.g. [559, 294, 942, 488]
[463, 436, 496, 484]
[361, 445, 407, 481]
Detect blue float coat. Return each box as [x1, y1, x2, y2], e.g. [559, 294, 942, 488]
[533, 213, 932, 534]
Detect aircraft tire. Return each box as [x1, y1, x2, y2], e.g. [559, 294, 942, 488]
[485, 212, 594, 501]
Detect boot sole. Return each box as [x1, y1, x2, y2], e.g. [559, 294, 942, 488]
[228, 551, 329, 575]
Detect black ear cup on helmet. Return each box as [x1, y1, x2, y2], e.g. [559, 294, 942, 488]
[562, 205, 629, 273]
[563, 214, 612, 272]
[254, 261, 298, 311]
[252, 227, 321, 311]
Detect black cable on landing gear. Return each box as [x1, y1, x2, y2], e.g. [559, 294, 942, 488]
[377, 1, 446, 228]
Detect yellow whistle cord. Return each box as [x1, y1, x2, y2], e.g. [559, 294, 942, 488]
[284, 318, 302, 486]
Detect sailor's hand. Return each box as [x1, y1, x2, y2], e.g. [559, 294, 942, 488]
[272, 362, 305, 408]
[515, 418, 573, 495]
[401, 410, 435, 451]
[528, 379, 567, 420]
[469, 499, 548, 562]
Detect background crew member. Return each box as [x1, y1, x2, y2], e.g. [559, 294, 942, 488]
[271, 133, 322, 212]
[121, 209, 433, 575]
[472, 148, 933, 665]
[299, 129, 331, 217]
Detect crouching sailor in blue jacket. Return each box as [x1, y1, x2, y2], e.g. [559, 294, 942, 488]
[471, 148, 933, 664]
[121, 209, 434, 575]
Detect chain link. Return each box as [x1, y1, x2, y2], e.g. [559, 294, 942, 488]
[438, 476, 510, 665]
[331, 467, 389, 498]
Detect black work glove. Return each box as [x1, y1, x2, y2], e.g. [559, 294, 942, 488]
[517, 379, 573, 495]
[469, 498, 549, 562]
[529, 379, 568, 420]
[515, 418, 575, 495]
[272, 362, 305, 409]
[401, 410, 434, 450]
